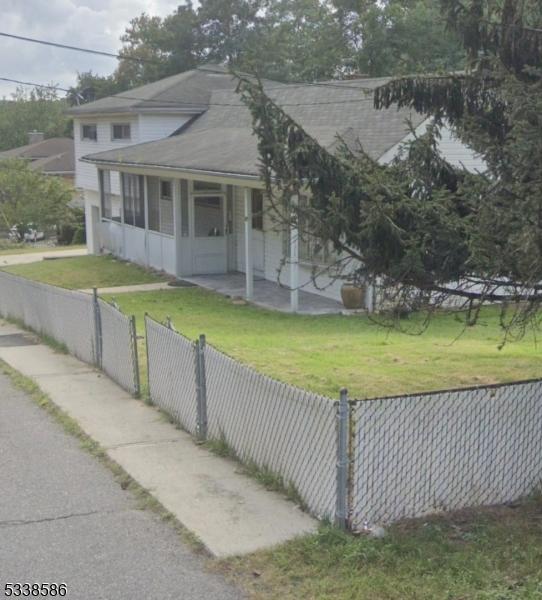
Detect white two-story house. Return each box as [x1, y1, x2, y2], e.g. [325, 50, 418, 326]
[72, 65, 485, 312]
[70, 65, 235, 265]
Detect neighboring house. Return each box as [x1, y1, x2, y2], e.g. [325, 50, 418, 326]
[73, 65, 485, 311]
[0, 132, 81, 207]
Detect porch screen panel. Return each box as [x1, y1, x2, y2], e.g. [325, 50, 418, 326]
[180, 180, 189, 237]
[147, 176, 160, 232]
[99, 170, 112, 219]
[122, 174, 145, 228]
[159, 180, 174, 236]
[160, 198, 174, 235]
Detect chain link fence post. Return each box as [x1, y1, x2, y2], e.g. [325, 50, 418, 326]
[129, 315, 141, 398]
[92, 287, 102, 369]
[144, 313, 152, 403]
[335, 387, 349, 529]
[195, 334, 208, 441]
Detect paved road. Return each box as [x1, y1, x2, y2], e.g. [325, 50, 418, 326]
[0, 371, 243, 600]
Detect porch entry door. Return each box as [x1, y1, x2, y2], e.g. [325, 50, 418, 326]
[251, 190, 265, 277]
[192, 194, 228, 274]
[252, 229, 264, 276]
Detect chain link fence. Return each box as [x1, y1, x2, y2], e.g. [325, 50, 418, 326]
[0, 270, 96, 364]
[204, 343, 338, 519]
[350, 380, 542, 527]
[143, 312, 542, 526]
[145, 315, 199, 435]
[0, 270, 139, 396]
[2, 270, 541, 528]
[145, 314, 339, 520]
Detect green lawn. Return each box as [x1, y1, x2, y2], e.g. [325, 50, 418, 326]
[0, 243, 86, 256]
[221, 497, 542, 599]
[110, 287, 541, 399]
[3, 255, 165, 290]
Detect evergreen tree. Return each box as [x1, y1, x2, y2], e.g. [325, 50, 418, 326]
[239, 0, 542, 333]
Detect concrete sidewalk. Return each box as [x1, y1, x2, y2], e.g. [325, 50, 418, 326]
[0, 247, 87, 266]
[80, 282, 173, 295]
[0, 320, 317, 557]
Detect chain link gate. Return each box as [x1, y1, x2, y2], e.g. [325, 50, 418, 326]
[95, 293, 140, 396]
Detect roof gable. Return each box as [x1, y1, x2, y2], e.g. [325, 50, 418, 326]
[67, 65, 237, 116]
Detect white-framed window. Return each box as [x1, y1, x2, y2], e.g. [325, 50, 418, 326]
[148, 177, 174, 236]
[111, 123, 131, 140]
[121, 173, 145, 228]
[81, 124, 97, 141]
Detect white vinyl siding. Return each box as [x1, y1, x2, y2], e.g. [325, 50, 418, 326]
[75, 114, 191, 194]
[379, 121, 487, 173]
[137, 114, 192, 142]
[74, 118, 139, 193]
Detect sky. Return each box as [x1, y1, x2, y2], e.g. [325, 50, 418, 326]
[0, 0, 182, 98]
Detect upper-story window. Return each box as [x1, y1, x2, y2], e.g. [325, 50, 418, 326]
[81, 124, 97, 141]
[112, 123, 131, 141]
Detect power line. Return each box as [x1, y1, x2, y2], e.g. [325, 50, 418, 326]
[0, 29, 383, 93]
[0, 77, 71, 94]
[0, 31, 159, 64]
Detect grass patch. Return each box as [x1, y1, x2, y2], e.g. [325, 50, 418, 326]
[0, 359, 205, 555]
[3, 254, 166, 289]
[108, 287, 541, 399]
[219, 500, 542, 599]
[0, 243, 86, 256]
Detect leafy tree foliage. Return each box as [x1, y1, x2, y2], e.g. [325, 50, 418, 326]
[67, 71, 123, 105]
[242, 0, 348, 81]
[0, 159, 73, 233]
[239, 0, 542, 333]
[334, 0, 465, 76]
[69, 0, 466, 102]
[0, 87, 71, 151]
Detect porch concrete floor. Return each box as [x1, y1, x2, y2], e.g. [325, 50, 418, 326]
[181, 272, 344, 315]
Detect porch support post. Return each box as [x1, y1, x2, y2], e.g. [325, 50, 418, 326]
[173, 179, 183, 278]
[289, 194, 299, 312]
[143, 175, 149, 267]
[244, 187, 254, 301]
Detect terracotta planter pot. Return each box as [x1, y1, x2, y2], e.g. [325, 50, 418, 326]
[340, 283, 365, 309]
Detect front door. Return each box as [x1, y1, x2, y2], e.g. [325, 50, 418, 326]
[192, 194, 228, 274]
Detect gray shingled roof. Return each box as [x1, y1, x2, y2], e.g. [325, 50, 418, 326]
[82, 79, 426, 178]
[66, 65, 238, 116]
[0, 137, 75, 175]
[28, 151, 75, 174]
